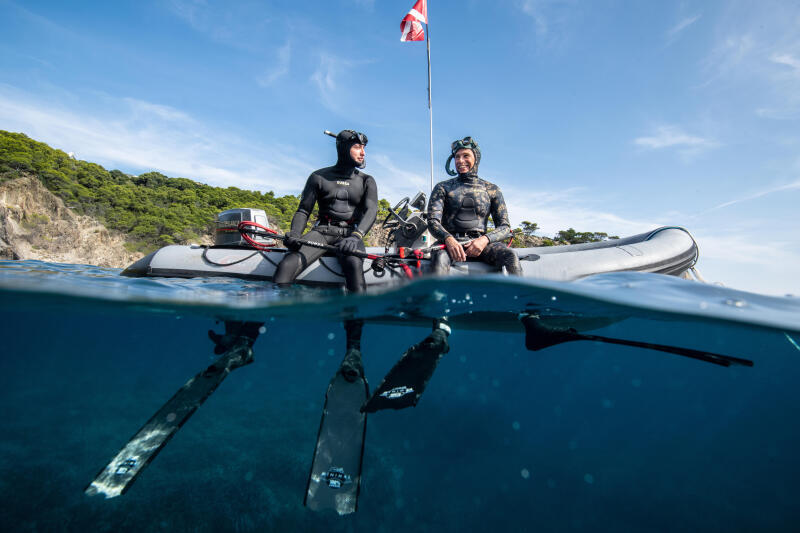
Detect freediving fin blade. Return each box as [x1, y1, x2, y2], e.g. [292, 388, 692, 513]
[361, 329, 449, 413]
[521, 314, 753, 367]
[84, 340, 254, 498]
[304, 369, 369, 515]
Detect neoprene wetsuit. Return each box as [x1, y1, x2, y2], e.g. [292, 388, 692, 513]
[427, 175, 522, 276]
[273, 164, 378, 292]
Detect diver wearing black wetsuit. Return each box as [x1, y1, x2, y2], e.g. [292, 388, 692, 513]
[273, 130, 377, 292]
[273, 129, 377, 380]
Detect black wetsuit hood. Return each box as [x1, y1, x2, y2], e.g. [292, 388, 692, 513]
[335, 129, 368, 169]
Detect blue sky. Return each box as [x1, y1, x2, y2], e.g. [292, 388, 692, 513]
[1, 0, 798, 296]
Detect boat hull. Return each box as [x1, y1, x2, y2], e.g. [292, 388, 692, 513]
[122, 227, 698, 286]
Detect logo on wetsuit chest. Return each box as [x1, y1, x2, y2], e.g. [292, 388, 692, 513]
[336, 181, 349, 186]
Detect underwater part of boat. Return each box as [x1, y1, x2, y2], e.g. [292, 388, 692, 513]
[121, 226, 698, 287]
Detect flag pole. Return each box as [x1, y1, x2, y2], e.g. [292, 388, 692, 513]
[426, 19, 433, 194]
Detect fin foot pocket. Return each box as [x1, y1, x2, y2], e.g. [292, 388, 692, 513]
[340, 348, 364, 382]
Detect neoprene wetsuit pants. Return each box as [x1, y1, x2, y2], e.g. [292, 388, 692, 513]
[432, 241, 522, 276]
[273, 225, 367, 293]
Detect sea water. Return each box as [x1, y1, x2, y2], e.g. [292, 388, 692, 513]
[1, 259, 799, 532]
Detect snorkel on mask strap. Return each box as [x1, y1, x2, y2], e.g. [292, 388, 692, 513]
[445, 136, 480, 176]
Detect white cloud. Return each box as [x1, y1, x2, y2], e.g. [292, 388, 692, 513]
[771, 53, 800, 72]
[167, 0, 275, 53]
[369, 154, 427, 201]
[634, 126, 719, 153]
[0, 84, 313, 194]
[257, 41, 291, 87]
[501, 185, 658, 238]
[309, 53, 373, 113]
[517, 0, 578, 49]
[692, 231, 800, 295]
[666, 14, 701, 41]
[695, 179, 800, 215]
[310, 53, 340, 93]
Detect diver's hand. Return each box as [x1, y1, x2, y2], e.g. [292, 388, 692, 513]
[464, 235, 489, 257]
[283, 231, 302, 251]
[444, 236, 466, 262]
[337, 236, 361, 255]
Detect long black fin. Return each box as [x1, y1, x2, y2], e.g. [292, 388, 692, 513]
[304, 368, 369, 515]
[85, 339, 255, 498]
[521, 314, 753, 367]
[362, 328, 450, 413]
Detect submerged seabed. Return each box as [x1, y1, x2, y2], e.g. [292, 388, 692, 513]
[1, 260, 799, 532]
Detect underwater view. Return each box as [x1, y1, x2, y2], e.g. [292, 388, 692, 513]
[1, 260, 799, 532]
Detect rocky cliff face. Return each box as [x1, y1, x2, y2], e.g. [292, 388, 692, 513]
[0, 176, 144, 268]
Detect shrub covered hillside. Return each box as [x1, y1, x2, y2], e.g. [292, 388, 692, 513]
[0, 131, 318, 253]
[0, 130, 616, 254]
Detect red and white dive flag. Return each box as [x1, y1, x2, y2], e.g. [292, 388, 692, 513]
[400, 0, 427, 42]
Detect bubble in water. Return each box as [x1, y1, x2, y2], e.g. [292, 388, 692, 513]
[724, 298, 747, 308]
[459, 355, 467, 363]
[327, 348, 335, 356]
[327, 333, 335, 340]
[166, 412, 176, 423]
[482, 294, 487, 298]
[512, 421, 521, 431]
[269, 316, 275, 322]
[584, 474, 595, 484]
[244, 471, 254, 482]
[465, 294, 471, 300]
[551, 296, 557, 301]
[520, 468, 530, 479]
[631, 378, 642, 388]
[258, 326, 267, 334]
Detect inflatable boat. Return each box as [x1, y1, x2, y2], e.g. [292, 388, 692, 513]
[121, 225, 699, 286]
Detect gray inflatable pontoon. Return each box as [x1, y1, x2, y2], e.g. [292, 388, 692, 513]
[121, 226, 698, 287]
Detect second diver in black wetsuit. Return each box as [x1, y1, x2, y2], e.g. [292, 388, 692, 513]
[273, 129, 378, 381]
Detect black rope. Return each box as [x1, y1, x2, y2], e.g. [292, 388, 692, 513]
[317, 258, 346, 278]
[201, 246, 260, 267]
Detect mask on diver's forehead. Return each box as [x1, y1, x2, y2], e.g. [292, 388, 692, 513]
[446, 136, 481, 176]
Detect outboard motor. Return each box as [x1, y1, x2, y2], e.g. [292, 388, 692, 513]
[215, 208, 270, 247]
